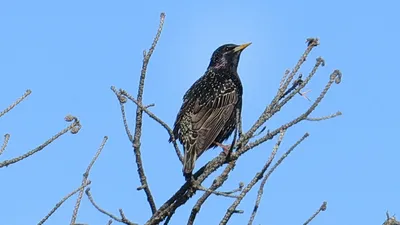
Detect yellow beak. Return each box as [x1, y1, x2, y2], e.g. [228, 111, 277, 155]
[233, 42, 252, 52]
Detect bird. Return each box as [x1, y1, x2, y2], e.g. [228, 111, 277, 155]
[170, 42, 251, 179]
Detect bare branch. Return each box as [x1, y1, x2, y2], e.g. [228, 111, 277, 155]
[277, 57, 325, 108]
[245, 69, 341, 151]
[106, 220, 113, 225]
[0, 89, 31, 118]
[220, 130, 286, 225]
[384, 211, 400, 225]
[0, 133, 10, 156]
[303, 201, 327, 225]
[0, 115, 81, 168]
[111, 86, 183, 163]
[248, 133, 310, 225]
[194, 183, 241, 198]
[187, 162, 236, 225]
[239, 38, 319, 147]
[145, 41, 342, 225]
[38, 180, 91, 225]
[85, 188, 138, 225]
[70, 136, 109, 225]
[306, 111, 342, 121]
[118, 12, 166, 215]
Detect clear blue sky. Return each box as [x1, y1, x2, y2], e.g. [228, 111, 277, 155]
[1, 1, 398, 225]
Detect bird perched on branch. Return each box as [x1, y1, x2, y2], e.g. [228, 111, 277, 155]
[170, 43, 251, 179]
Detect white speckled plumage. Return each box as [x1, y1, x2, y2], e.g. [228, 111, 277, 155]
[170, 43, 250, 178]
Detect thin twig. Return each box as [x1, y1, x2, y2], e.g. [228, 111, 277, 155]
[248, 133, 310, 225]
[238, 38, 319, 148]
[187, 162, 236, 225]
[85, 188, 138, 225]
[106, 220, 113, 225]
[0, 134, 10, 156]
[0, 89, 32, 118]
[111, 87, 183, 163]
[303, 201, 327, 225]
[306, 111, 342, 121]
[279, 69, 290, 89]
[70, 136, 109, 225]
[194, 184, 240, 198]
[0, 116, 81, 168]
[220, 130, 286, 225]
[277, 57, 325, 108]
[38, 180, 91, 225]
[244, 69, 341, 152]
[384, 211, 400, 225]
[121, 12, 166, 215]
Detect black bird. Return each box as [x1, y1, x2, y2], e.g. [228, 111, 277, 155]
[170, 43, 251, 179]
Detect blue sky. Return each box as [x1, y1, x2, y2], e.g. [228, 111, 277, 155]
[1, 1, 399, 225]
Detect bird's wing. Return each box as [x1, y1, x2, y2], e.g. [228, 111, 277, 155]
[190, 89, 238, 157]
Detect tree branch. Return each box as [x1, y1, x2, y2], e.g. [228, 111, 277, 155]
[85, 188, 138, 225]
[305, 111, 342, 121]
[187, 161, 237, 225]
[70, 136, 109, 224]
[248, 133, 310, 225]
[38, 180, 91, 225]
[0, 115, 81, 168]
[384, 212, 400, 225]
[193, 182, 241, 199]
[127, 12, 166, 215]
[238, 38, 319, 147]
[303, 201, 327, 225]
[0, 133, 10, 156]
[145, 42, 342, 225]
[111, 86, 183, 163]
[220, 130, 287, 225]
[0, 89, 31, 118]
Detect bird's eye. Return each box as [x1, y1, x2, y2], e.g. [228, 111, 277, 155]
[224, 47, 230, 51]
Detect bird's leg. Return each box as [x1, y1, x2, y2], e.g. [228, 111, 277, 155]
[214, 142, 231, 155]
[299, 89, 312, 101]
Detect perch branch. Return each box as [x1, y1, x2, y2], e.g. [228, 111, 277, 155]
[70, 136, 109, 225]
[0, 115, 81, 168]
[145, 41, 342, 225]
[187, 161, 237, 225]
[238, 38, 319, 147]
[220, 130, 286, 225]
[0, 89, 31, 118]
[38, 180, 91, 225]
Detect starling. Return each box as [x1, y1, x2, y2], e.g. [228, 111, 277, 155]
[170, 43, 251, 179]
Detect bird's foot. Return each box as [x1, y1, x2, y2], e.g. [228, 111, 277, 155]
[299, 89, 311, 101]
[214, 142, 231, 155]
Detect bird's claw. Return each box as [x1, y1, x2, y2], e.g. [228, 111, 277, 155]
[299, 89, 311, 101]
[214, 142, 231, 155]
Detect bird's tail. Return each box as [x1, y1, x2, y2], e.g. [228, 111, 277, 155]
[183, 147, 197, 180]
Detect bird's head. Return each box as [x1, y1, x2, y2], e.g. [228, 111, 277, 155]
[208, 43, 251, 72]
